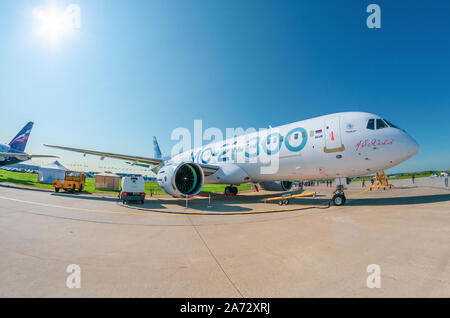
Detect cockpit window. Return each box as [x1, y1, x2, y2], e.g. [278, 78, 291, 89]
[367, 119, 375, 130]
[368, 118, 400, 130]
[384, 119, 399, 129]
[376, 119, 388, 129]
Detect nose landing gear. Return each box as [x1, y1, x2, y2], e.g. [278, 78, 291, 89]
[332, 185, 346, 206]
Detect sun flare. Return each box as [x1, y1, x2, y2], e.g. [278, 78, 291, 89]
[33, 5, 76, 47]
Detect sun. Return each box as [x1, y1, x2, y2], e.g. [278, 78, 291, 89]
[33, 5, 76, 47]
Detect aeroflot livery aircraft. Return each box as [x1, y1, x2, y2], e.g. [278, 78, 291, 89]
[45, 112, 419, 206]
[0, 122, 57, 167]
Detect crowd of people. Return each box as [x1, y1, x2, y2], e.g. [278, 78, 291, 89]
[298, 172, 449, 189]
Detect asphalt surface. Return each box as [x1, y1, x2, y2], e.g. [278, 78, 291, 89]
[0, 182, 449, 297]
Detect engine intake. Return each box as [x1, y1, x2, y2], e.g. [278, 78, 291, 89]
[157, 162, 204, 197]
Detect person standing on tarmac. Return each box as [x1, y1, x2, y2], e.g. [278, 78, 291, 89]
[444, 172, 449, 188]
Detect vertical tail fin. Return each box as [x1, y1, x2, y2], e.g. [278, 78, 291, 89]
[9, 122, 34, 153]
[153, 136, 162, 159]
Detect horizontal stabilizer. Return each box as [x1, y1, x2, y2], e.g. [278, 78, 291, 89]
[0, 152, 58, 159]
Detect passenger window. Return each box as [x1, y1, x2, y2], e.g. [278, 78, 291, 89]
[376, 119, 388, 129]
[367, 119, 375, 130]
[294, 133, 299, 140]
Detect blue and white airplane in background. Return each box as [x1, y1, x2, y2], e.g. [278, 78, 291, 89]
[45, 112, 419, 205]
[0, 122, 57, 167]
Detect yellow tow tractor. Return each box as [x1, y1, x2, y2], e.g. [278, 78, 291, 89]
[53, 171, 86, 193]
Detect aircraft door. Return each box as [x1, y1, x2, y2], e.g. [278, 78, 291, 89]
[324, 117, 345, 153]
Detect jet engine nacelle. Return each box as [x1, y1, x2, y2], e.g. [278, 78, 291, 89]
[259, 181, 293, 192]
[157, 162, 204, 198]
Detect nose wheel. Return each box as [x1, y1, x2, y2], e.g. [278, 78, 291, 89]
[332, 185, 346, 206]
[332, 193, 346, 206]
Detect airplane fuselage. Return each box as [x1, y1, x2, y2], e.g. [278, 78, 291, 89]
[168, 112, 419, 184]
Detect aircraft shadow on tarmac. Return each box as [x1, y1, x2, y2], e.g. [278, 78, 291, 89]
[137, 193, 330, 212]
[49, 192, 256, 212]
[3, 183, 449, 211]
[44, 191, 450, 210]
[48, 191, 325, 212]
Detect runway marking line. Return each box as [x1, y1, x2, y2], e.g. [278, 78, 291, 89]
[347, 188, 371, 199]
[0, 196, 160, 216]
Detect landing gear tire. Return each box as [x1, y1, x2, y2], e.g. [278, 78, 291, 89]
[332, 194, 346, 206]
[225, 186, 238, 196]
[279, 199, 290, 206]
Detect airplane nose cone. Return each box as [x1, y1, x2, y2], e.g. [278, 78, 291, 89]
[392, 133, 420, 165]
[406, 135, 420, 158]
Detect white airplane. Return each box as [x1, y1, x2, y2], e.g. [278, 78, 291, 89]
[45, 112, 419, 206]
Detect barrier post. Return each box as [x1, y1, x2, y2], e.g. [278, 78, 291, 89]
[207, 193, 212, 208]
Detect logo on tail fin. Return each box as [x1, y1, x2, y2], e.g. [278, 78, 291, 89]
[9, 122, 34, 153]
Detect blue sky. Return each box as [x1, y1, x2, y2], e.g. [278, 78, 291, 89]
[0, 0, 449, 173]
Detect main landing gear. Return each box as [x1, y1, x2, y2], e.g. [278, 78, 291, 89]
[224, 185, 238, 196]
[332, 185, 346, 206]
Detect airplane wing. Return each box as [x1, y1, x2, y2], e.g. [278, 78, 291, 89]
[0, 153, 58, 159]
[44, 145, 220, 176]
[44, 144, 163, 165]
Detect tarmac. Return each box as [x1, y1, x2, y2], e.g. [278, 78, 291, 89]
[0, 180, 449, 297]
